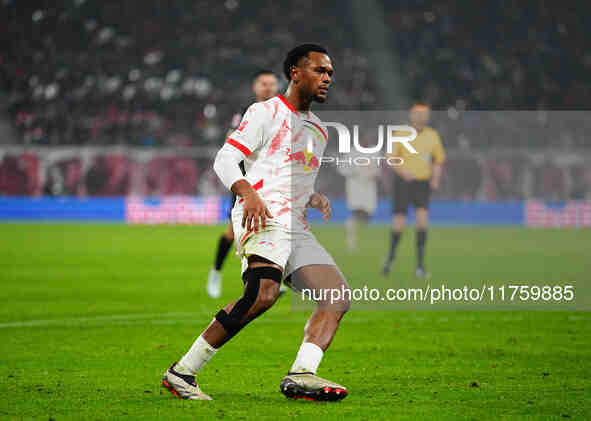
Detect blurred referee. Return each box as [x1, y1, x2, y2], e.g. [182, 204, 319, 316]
[382, 103, 445, 278]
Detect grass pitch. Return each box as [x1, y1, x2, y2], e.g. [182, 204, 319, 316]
[0, 223, 589, 420]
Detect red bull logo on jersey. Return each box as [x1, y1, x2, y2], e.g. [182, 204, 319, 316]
[281, 121, 325, 171]
[284, 149, 320, 171]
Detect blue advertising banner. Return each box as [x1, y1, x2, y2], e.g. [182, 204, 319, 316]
[305, 199, 525, 225]
[1, 196, 588, 226]
[0, 197, 125, 221]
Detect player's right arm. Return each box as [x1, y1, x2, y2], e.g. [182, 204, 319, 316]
[213, 103, 273, 232]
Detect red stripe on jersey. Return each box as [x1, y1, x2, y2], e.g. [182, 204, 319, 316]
[277, 94, 297, 115]
[252, 179, 263, 190]
[226, 138, 252, 156]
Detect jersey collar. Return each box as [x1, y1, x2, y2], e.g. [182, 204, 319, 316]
[277, 94, 310, 119]
[277, 94, 297, 114]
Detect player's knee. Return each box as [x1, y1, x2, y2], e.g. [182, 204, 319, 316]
[334, 292, 351, 314]
[393, 215, 406, 230]
[317, 283, 351, 314]
[338, 279, 352, 313]
[316, 298, 349, 321]
[244, 265, 282, 312]
[224, 229, 234, 241]
[255, 283, 279, 311]
[415, 210, 428, 229]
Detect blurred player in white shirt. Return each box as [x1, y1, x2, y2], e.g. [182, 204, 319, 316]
[338, 143, 380, 250]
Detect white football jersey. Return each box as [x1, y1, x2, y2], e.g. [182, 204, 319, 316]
[226, 94, 328, 232]
[338, 150, 380, 214]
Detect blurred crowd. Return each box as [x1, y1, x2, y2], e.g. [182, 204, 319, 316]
[1, 0, 588, 148]
[0, 0, 373, 147]
[385, 1, 589, 112]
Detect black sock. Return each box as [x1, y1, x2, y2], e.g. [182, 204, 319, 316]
[417, 230, 427, 269]
[387, 230, 402, 262]
[214, 235, 233, 271]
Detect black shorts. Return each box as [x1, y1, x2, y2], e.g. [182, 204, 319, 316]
[392, 176, 431, 215]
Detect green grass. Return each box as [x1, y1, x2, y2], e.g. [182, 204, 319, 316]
[0, 223, 590, 420]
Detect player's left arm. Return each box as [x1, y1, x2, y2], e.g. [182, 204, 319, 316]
[430, 131, 446, 190]
[307, 192, 331, 222]
[306, 119, 332, 222]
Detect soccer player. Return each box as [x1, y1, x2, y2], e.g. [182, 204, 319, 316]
[207, 70, 279, 298]
[382, 103, 445, 278]
[162, 44, 350, 401]
[338, 145, 380, 251]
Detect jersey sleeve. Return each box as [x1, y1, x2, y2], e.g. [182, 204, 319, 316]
[432, 131, 446, 164]
[213, 142, 247, 190]
[225, 103, 267, 157]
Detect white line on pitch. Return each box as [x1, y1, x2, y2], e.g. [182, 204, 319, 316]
[0, 311, 572, 329]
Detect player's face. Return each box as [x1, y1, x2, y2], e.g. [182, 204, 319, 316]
[295, 52, 334, 103]
[252, 74, 278, 102]
[410, 105, 430, 131]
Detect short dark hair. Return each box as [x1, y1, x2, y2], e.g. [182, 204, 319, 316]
[283, 44, 328, 81]
[252, 69, 276, 80]
[411, 102, 431, 110]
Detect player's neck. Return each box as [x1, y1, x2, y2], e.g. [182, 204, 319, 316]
[283, 88, 312, 113]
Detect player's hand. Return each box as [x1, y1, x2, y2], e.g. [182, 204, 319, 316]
[241, 191, 273, 232]
[307, 193, 331, 222]
[430, 178, 440, 190]
[401, 171, 415, 182]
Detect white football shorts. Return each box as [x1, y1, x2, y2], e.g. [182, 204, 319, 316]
[232, 217, 335, 280]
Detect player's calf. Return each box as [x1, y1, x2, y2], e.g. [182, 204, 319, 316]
[215, 265, 282, 336]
